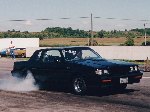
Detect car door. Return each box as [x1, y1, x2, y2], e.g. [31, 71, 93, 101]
[28, 50, 44, 80]
[39, 49, 71, 86]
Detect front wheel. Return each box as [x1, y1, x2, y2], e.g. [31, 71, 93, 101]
[21, 53, 26, 58]
[72, 77, 87, 95]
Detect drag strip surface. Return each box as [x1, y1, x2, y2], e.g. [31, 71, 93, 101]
[0, 58, 150, 112]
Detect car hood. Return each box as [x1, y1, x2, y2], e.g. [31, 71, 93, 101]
[71, 58, 137, 69]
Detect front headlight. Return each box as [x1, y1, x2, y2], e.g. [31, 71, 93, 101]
[95, 69, 109, 75]
[130, 66, 138, 72]
[95, 69, 102, 75]
[130, 67, 134, 71]
[104, 70, 109, 74]
[134, 66, 138, 71]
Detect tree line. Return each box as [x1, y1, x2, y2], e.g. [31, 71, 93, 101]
[0, 27, 150, 40]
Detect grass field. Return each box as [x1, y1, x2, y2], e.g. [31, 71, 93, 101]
[40, 37, 150, 47]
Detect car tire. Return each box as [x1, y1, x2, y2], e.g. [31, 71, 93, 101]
[72, 77, 87, 95]
[21, 53, 25, 58]
[12, 70, 26, 79]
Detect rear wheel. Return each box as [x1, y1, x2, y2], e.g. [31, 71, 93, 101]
[12, 70, 26, 79]
[12, 69, 31, 79]
[72, 77, 87, 95]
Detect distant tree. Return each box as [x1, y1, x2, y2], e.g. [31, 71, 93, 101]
[1, 26, 149, 40]
[7, 30, 11, 32]
[2, 33, 9, 38]
[97, 31, 104, 38]
[113, 30, 117, 34]
[0, 33, 3, 38]
[141, 41, 150, 46]
[124, 33, 134, 46]
[12, 29, 15, 32]
[130, 28, 150, 36]
[89, 38, 98, 46]
[43, 27, 89, 38]
[23, 31, 29, 33]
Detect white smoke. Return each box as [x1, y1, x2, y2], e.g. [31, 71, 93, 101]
[0, 72, 39, 92]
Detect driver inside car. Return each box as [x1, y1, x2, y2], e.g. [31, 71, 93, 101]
[74, 51, 82, 59]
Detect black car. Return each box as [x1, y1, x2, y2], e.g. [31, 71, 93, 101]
[11, 47, 143, 95]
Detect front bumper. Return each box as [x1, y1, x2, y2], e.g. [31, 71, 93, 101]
[99, 71, 143, 88]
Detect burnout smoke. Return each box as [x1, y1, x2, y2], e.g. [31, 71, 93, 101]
[0, 71, 39, 92]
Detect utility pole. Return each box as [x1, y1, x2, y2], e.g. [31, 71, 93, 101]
[144, 23, 147, 46]
[91, 13, 93, 46]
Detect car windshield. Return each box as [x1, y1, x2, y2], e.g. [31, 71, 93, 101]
[62, 48, 102, 61]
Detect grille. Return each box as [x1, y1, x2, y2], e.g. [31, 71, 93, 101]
[109, 66, 130, 75]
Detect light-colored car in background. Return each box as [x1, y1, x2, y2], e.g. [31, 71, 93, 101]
[0, 48, 26, 58]
[14, 48, 26, 58]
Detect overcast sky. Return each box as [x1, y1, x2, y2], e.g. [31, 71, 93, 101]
[0, 0, 150, 32]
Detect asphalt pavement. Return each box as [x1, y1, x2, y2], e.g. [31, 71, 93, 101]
[0, 58, 150, 112]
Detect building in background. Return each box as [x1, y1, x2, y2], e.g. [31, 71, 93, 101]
[0, 38, 39, 58]
[0, 38, 39, 51]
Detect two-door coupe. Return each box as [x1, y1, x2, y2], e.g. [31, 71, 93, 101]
[11, 47, 143, 95]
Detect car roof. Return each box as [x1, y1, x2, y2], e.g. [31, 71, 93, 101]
[15, 47, 26, 49]
[41, 46, 91, 51]
[31, 46, 92, 58]
[32, 47, 93, 57]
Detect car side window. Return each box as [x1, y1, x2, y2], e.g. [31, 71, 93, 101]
[42, 50, 61, 63]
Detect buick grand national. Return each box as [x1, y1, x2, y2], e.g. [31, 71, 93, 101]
[11, 47, 143, 95]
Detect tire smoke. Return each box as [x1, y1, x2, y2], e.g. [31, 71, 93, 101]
[0, 72, 39, 92]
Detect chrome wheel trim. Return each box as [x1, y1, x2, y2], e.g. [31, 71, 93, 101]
[73, 78, 86, 93]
